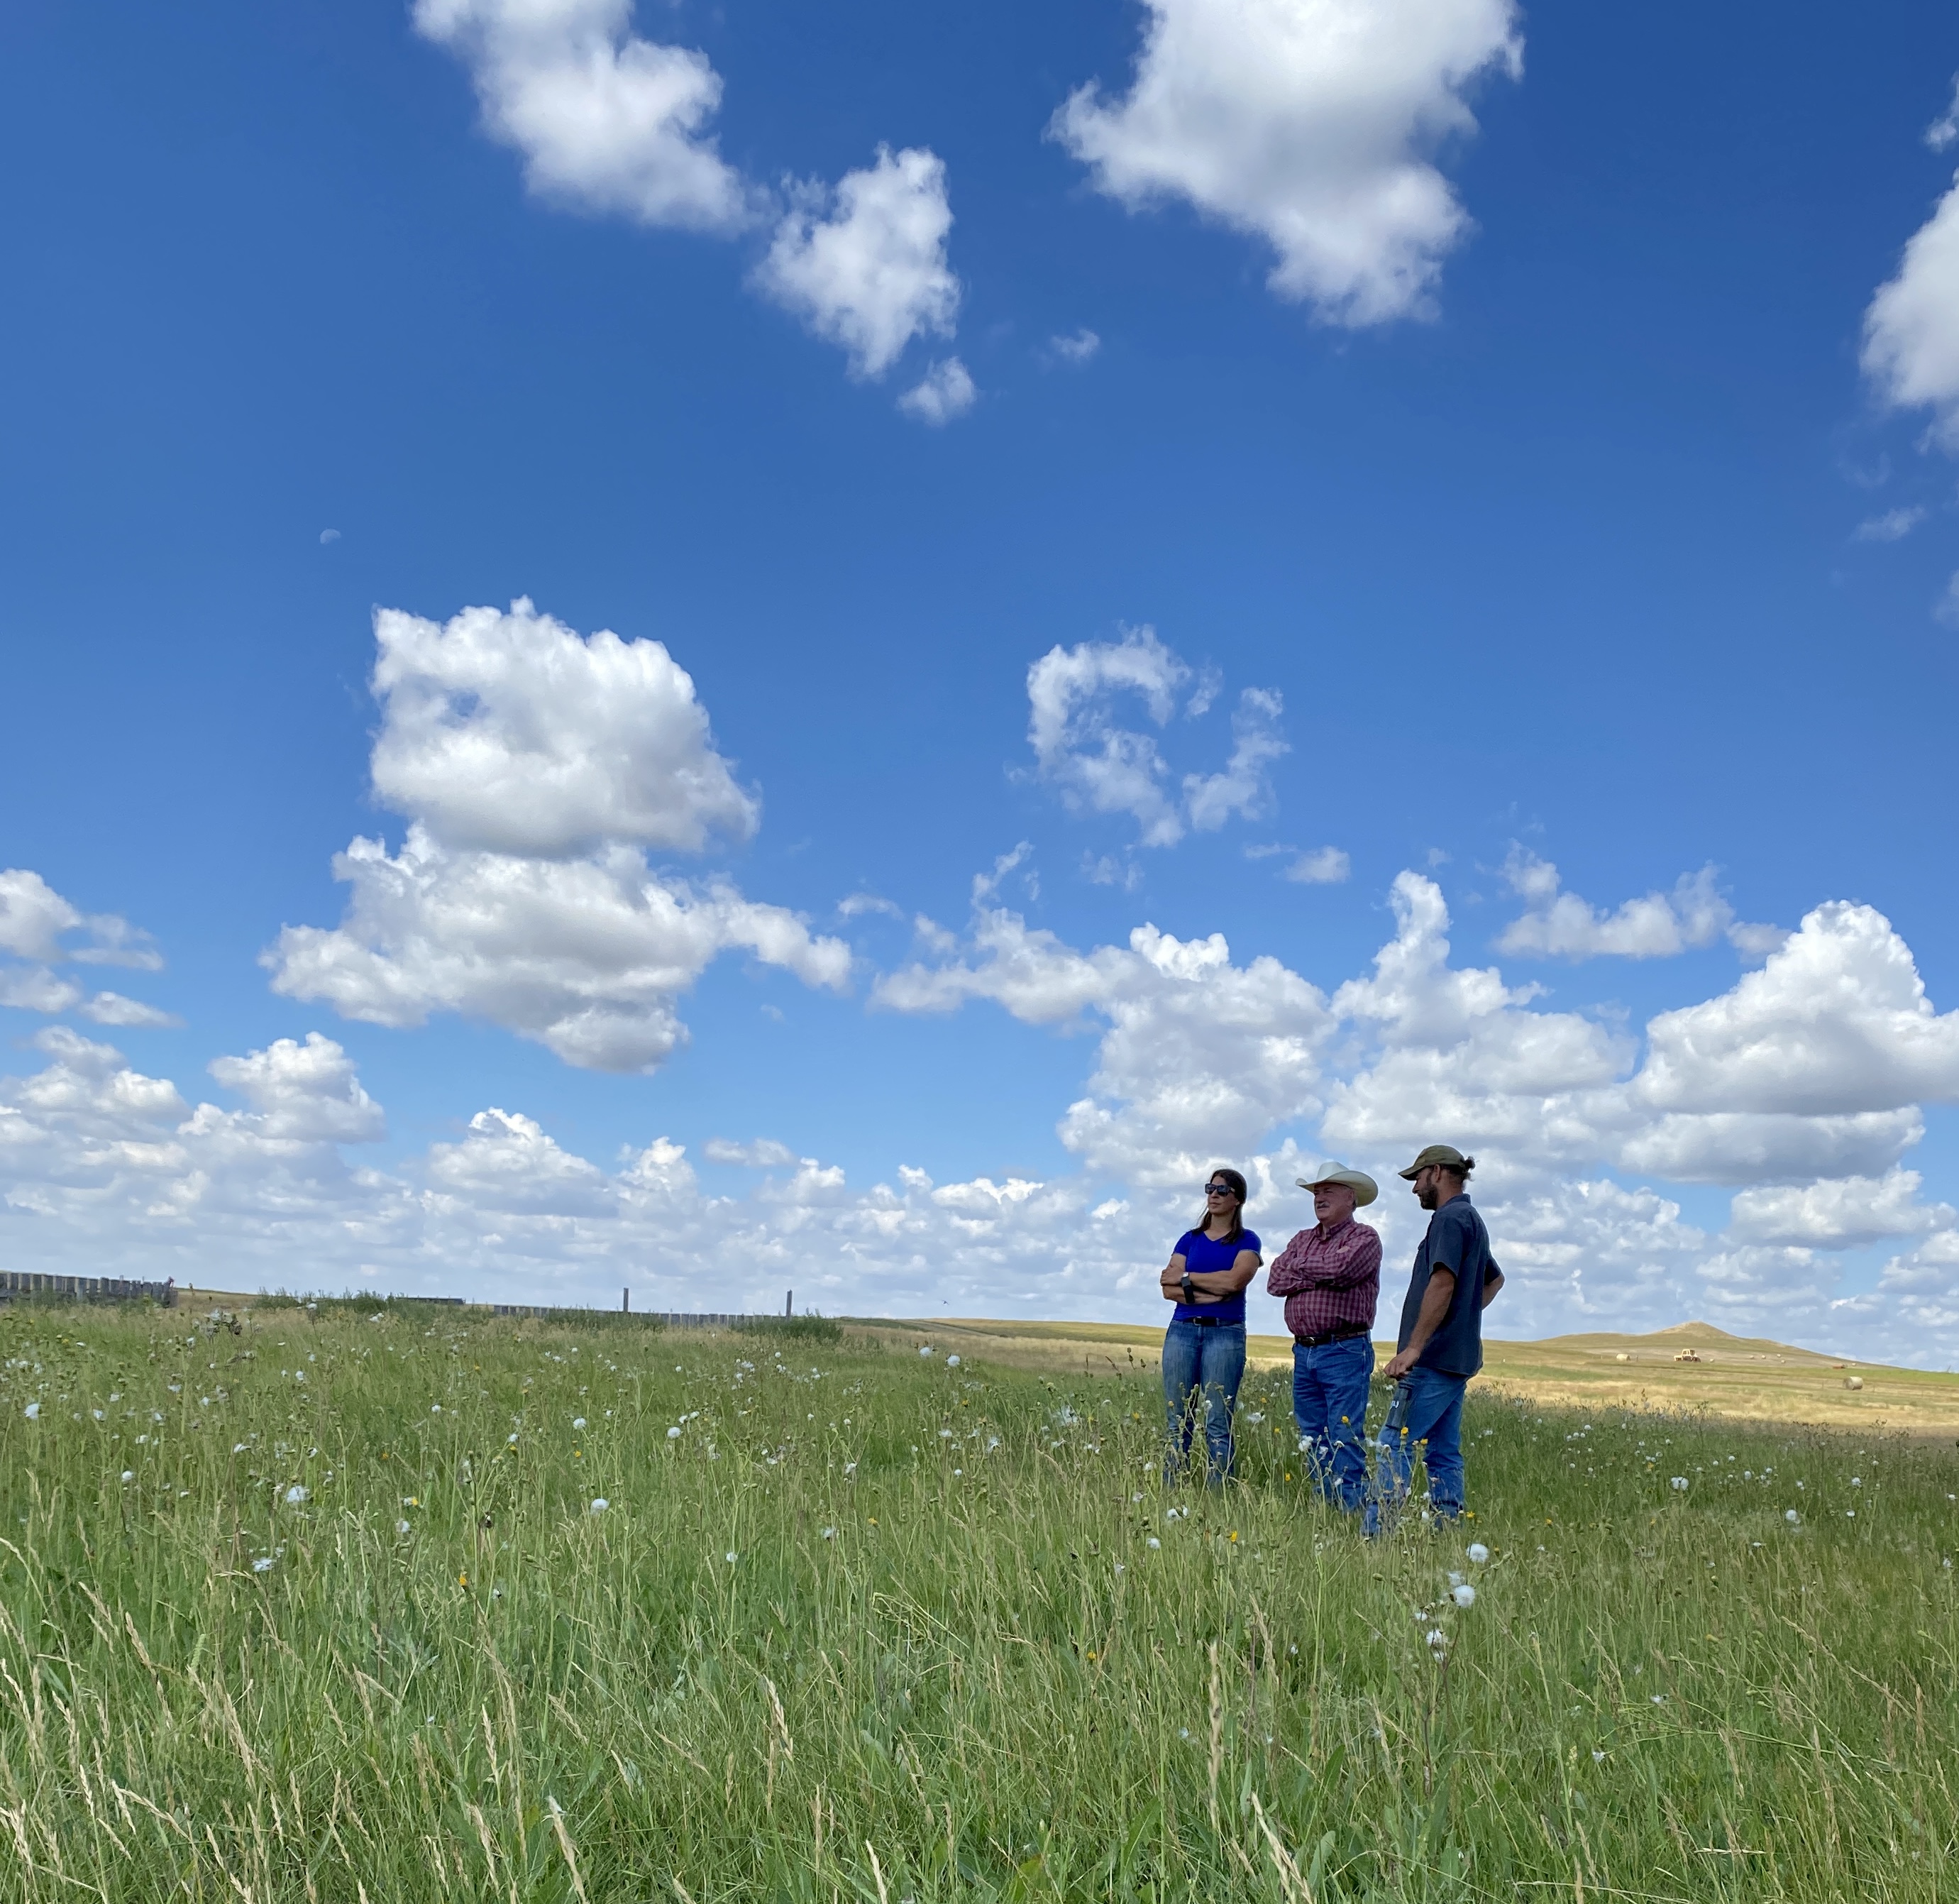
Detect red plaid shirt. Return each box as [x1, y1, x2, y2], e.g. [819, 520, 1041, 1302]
[1265, 1217, 1381, 1341]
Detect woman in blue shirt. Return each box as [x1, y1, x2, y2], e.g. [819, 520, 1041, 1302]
[1159, 1167, 1262, 1485]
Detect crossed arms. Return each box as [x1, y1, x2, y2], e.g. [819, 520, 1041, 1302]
[1160, 1245, 1263, 1304]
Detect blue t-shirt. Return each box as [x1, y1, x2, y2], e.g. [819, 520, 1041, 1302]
[1171, 1227, 1262, 1324]
[1396, 1195, 1496, 1377]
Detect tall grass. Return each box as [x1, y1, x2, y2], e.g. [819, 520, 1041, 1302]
[1, 1302, 1953, 1900]
[736, 1314, 845, 1346]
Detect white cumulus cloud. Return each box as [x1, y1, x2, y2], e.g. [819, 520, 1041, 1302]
[1323, 873, 1951, 1196]
[0, 968, 82, 1014]
[1047, 329, 1101, 365]
[1615, 1111, 1924, 1189]
[757, 147, 960, 379]
[1863, 165, 1959, 451]
[703, 1137, 799, 1167]
[876, 903, 1333, 1187]
[1495, 850, 1762, 960]
[1855, 1220, 1959, 1346]
[416, 5, 967, 386]
[1025, 628, 1285, 847]
[1051, 0, 1523, 324]
[1471, 1175, 1705, 1337]
[268, 828, 848, 1072]
[1182, 688, 1288, 833]
[0, 869, 172, 1028]
[426, 1108, 612, 1215]
[14, 844, 1959, 1360]
[266, 602, 849, 1072]
[1323, 871, 1631, 1165]
[1728, 1170, 1950, 1250]
[0, 869, 92, 965]
[898, 357, 977, 424]
[1632, 901, 1959, 1118]
[412, 0, 751, 231]
[206, 1034, 387, 1145]
[1853, 505, 1926, 543]
[1930, 75, 1959, 154]
[0, 1029, 390, 1260]
[78, 993, 181, 1030]
[0, 868, 160, 969]
[1286, 847, 1350, 884]
[368, 598, 757, 857]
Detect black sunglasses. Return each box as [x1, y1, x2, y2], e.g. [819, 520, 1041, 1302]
[1203, 1182, 1237, 1196]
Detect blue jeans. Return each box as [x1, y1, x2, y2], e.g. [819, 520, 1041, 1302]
[1162, 1320, 1246, 1485]
[1366, 1366, 1468, 1535]
[1291, 1334, 1373, 1512]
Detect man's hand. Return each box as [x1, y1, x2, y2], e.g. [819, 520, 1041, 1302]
[1384, 1267, 1455, 1380]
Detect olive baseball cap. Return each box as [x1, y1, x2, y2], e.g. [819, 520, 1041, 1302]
[1297, 1166, 1378, 1206]
[1398, 1143, 1469, 1180]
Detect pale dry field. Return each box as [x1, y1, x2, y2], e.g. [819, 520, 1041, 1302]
[849, 1318, 1959, 1437]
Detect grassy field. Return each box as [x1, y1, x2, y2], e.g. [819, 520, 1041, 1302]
[2, 1297, 1956, 1902]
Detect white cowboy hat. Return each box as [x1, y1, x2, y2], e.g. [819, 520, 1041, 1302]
[1296, 1165, 1378, 1207]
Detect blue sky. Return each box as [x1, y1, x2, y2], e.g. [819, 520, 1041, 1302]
[4, 0, 1959, 1360]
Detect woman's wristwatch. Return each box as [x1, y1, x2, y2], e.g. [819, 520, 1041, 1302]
[1181, 1272, 1195, 1304]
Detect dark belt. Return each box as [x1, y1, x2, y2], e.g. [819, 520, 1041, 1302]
[1181, 1314, 1241, 1328]
[1293, 1324, 1369, 1349]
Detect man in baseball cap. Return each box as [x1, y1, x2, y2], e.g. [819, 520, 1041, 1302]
[1369, 1145, 1505, 1534]
[1264, 1165, 1381, 1514]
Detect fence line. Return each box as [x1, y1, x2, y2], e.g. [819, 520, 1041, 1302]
[487, 1306, 758, 1326]
[0, 1270, 176, 1306]
[0, 1273, 779, 1327]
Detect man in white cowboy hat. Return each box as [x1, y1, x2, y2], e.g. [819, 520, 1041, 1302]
[1264, 1165, 1381, 1514]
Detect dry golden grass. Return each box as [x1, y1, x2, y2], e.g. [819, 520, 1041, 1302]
[849, 1316, 1959, 1436]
